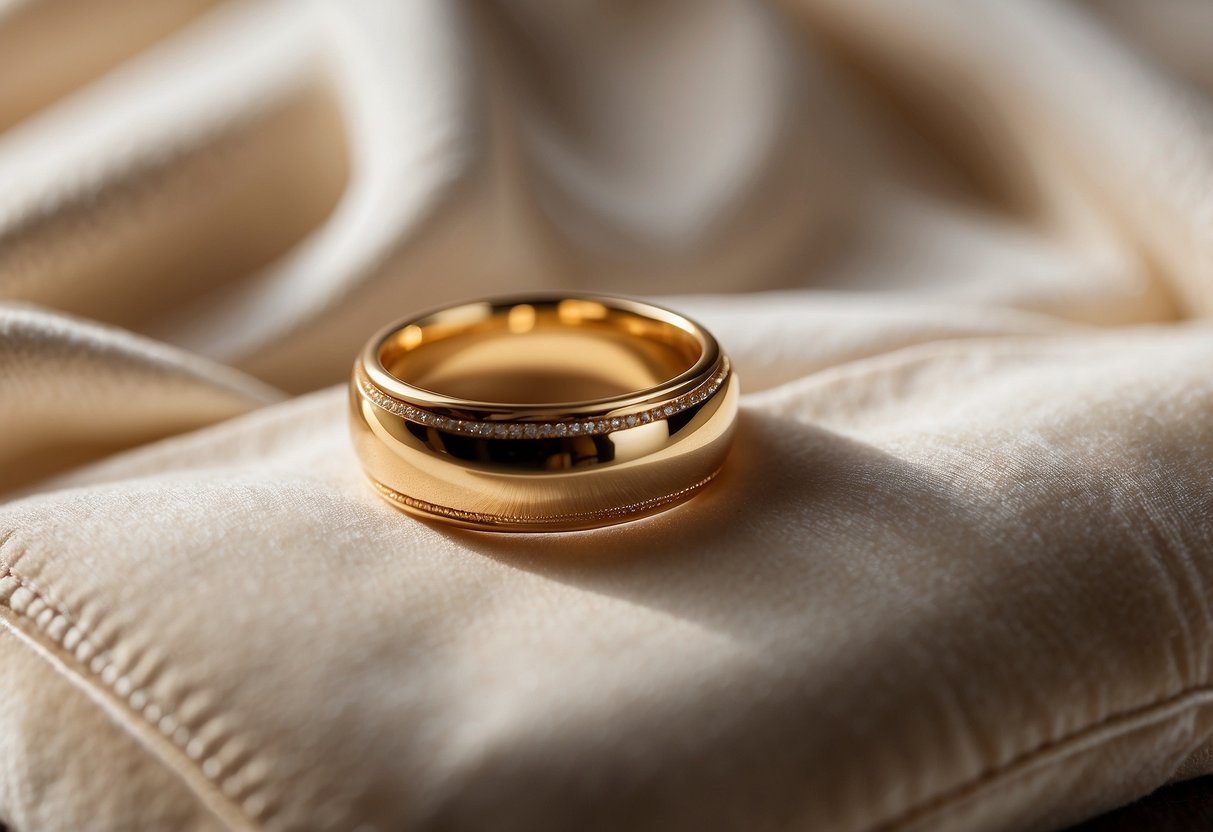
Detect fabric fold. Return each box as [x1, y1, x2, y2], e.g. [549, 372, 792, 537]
[0, 304, 280, 492]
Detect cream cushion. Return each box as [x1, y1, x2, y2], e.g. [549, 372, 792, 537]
[3, 1, 1213, 830]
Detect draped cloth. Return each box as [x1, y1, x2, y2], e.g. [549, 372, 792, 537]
[2, 1, 1213, 829]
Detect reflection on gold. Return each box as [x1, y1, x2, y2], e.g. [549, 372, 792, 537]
[608, 420, 670, 461]
[380, 299, 703, 405]
[558, 298, 609, 324]
[396, 324, 424, 351]
[507, 303, 536, 334]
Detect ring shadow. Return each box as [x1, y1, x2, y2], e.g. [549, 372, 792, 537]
[434, 408, 991, 643]
[412, 408, 1209, 829]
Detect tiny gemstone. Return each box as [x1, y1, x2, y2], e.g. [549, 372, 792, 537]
[417, 412, 429, 423]
[555, 423, 568, 437]
[524, 424, 538, 438]
[596, 420, 609, 432]
[626, 414, 638, 427]
[583, 421, 596, 434]
[452, 421, 464, 432]
[508, 424, 523, 438]
[404, 406, 416, 418]
[433, 416, 447, 428]
[640, 412, 652, 423]
[569, 422, 581, 435]
[663, 405, 675, 417]
[610, 418, 622, 430]
[539, 424, 553, 437]
[494, 424, 508, 437]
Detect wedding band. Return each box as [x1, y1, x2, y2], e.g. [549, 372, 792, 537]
[349, 295, 738, 532]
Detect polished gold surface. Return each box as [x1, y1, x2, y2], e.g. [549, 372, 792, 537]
[350, 295, 738, 531]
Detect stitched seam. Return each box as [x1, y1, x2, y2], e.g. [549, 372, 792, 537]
[9, 551, 1203, 832]
[0, 562, 264, 830]
[0, 532, 77, 620]
[874, 684, 1213, 831]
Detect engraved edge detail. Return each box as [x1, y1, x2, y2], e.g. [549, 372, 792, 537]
[369, 471, 720, 528]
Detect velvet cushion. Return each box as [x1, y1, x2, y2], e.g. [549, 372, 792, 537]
[3, 1, 1213, 830]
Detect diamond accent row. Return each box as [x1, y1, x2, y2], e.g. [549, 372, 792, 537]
[359, 360, 729, 439]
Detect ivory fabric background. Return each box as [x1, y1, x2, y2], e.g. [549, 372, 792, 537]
[2, 0, 1213, 830]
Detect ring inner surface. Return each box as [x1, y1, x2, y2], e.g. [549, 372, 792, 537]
[380, 300, 703, 405]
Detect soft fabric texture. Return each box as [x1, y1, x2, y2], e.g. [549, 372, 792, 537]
[2, 1, 1212, 830]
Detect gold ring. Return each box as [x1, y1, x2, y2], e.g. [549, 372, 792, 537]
[349, 295, 738, 532]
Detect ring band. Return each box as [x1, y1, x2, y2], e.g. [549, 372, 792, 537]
[349, 295, 739, 532]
